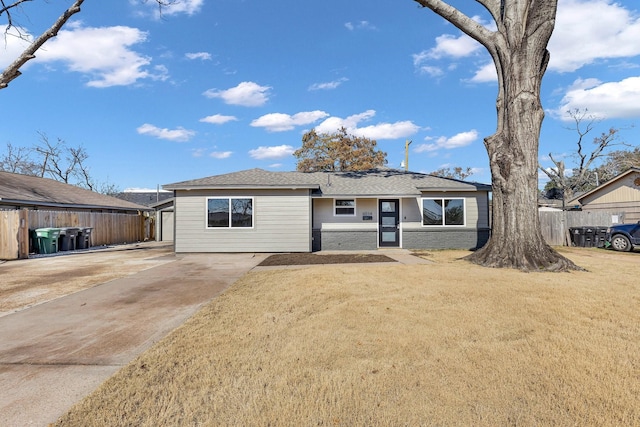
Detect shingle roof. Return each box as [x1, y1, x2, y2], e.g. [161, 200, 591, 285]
[0, 171, 150, 211]
[163, 168, 491, 196]
[113, 191, 173, 207]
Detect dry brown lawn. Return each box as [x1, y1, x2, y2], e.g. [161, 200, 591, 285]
[55, 247, 640, 426]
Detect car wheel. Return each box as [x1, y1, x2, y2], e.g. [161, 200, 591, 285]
[611, 234, 632, 252]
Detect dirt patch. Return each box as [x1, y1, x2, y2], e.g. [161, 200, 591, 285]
[258, 253, 397, 266]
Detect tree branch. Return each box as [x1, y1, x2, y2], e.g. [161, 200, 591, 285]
[0, 0, 84, 90]
[412, 0, 495, 47]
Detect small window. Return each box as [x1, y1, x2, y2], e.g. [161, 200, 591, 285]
[422, 198, 465, 226]
[207, 197, 253, 228]
[334, 199, 356, 216]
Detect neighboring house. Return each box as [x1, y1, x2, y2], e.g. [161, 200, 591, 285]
[113, 190, 173, 208]
[567, 167, 640, 224]
[0, 171, 152, 259]
[113, 190, 175, 242]
[163, 168, 492, 253]
[0, 171, 149, 212]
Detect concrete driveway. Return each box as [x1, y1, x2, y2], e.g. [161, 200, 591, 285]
[0, 249, 268, 426]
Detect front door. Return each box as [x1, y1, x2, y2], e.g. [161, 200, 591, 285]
[379, 199, 400, 247]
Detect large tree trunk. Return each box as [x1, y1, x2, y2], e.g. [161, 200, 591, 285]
[464, 1, 581, 271]
[413, 0, 581, 271]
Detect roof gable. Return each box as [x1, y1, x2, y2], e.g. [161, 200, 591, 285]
[572, 167, 640, 205]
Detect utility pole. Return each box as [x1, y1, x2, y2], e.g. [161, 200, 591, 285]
[404, 140, 412, 171]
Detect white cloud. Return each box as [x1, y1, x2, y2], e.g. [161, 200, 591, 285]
[425, 34, 482, 60]
[355, 121, 421, 140]
[551, 76, 640, 120]
[549, 0, 640, 72]
[137, 123, 195, 142]
[185, 52, 212, 61]
[416, 65, 444, 78]
[31, 23, 167, 88]
[413, 0, 640, 82]
[199, 114, 238, 124]
[210, 151, 233, 159]
[250, 111, 329, 132]
[345, 21, 377, 31]
[415, 130, 479, 152]
[248, 145, 295, 160]
[308, 78, 348, 91]
[203, 81, 271, 107]
[413, 33, 482, 76]
[139, 0, 204, 17]
[315, 110, 420, 140]
[468, 62, 496, 83]
[0, 26, 33, 69]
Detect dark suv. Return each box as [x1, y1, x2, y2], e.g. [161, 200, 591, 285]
[605, 222, 640, 252]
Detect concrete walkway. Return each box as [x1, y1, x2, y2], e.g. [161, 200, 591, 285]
[0, 252, 268, 427]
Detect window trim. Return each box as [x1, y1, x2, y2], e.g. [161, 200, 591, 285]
[334, 198, 356, 216]
[421, 197, 466, 227]
[206, 197, 254, 229]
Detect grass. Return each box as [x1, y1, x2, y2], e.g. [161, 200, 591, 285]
[54, 247, 640, 426]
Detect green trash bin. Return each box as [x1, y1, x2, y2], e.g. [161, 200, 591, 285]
[35, 228, 61, 254]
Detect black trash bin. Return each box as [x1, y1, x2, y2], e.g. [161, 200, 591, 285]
[58, 227, 80, 251]
[76, 227, 93, 249]
[595, 227, 608, 248]
[569, 227, 586, 247]
[583, 227, 596, 247]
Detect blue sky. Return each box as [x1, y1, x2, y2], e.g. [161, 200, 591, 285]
[1, 0, 639, 191]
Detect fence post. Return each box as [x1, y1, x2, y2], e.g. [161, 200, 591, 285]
[18, 209, 29, 259]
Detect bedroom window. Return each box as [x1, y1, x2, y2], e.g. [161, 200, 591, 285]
[207, 197, 253, 228]
[422, 198, 465, 226]
[334, 199, 356, 216]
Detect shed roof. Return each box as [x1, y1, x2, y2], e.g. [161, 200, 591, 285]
[163, 168, 491, 197]
[0, 171, 150, 211]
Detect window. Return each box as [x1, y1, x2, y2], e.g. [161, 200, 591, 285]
[334, 199, 356, 216]
[207, 197, 253, 228]
[422, 198, 465, 226]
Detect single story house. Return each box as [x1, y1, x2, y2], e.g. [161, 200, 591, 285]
[0, 171, 148, 213]
[0, 171, 152, 259]
[163, 168, 492, 253]
[568, 167, 640, 224]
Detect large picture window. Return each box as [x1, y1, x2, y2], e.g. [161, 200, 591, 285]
[422, 198, 465, 226]
[334, 199, 356, 216]
[207, 197, 253, 228]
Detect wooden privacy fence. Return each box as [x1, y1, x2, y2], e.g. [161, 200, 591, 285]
[0, 209, 153, 260]
[539, 210, 621, 246]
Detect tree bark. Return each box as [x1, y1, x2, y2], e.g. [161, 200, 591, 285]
[414, 0, 582, 271]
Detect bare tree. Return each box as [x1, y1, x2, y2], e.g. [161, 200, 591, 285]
[0, 142, 38, 174]
[413, 0, 580, 271]
[596, 146, 640, 181]
[1, 133, 119, 194]
[539, 109, 626, 206]
[430, 166, 474, 181]
[0, 0, 176, 90]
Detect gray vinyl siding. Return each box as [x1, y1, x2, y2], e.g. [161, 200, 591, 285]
[401, 192, 489, 229]
[174, 189, 311, 253]
[312, 198, 378, 228]
[311, 192, 490, 251]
